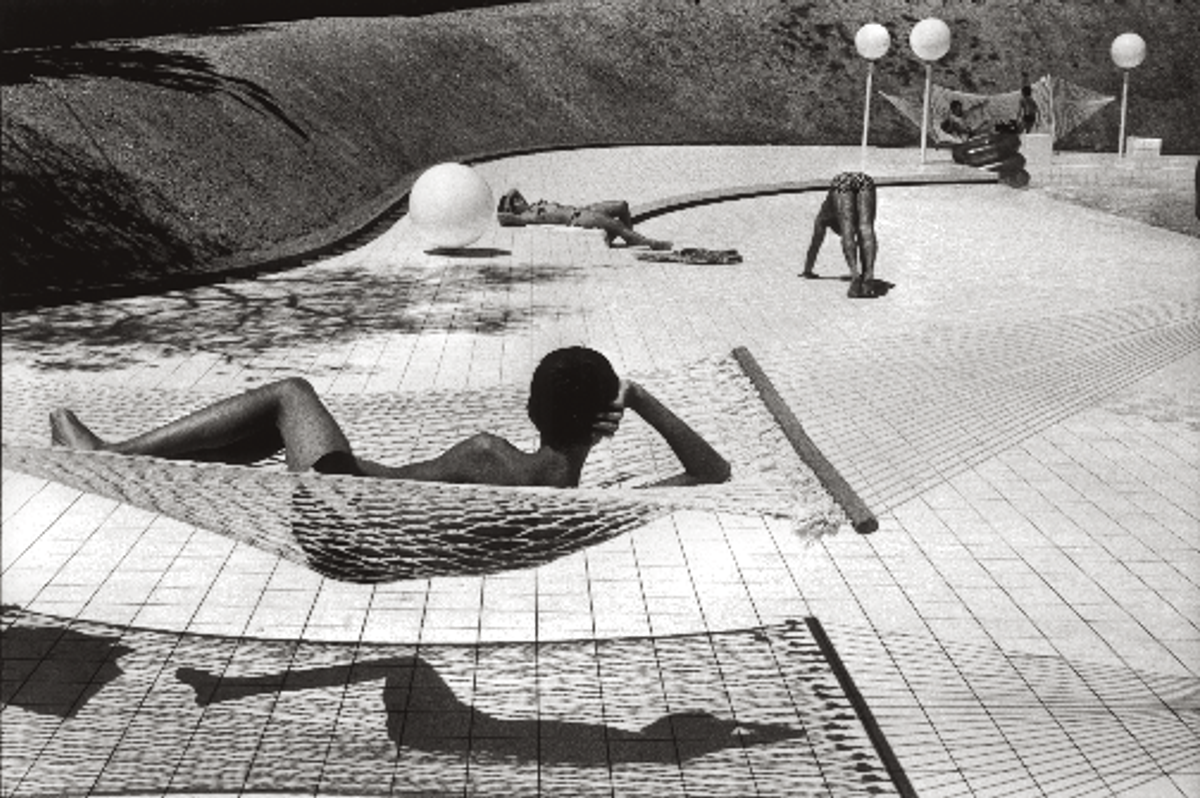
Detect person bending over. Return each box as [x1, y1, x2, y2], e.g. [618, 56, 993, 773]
[50, 347, 729, 489]
[497, 189, 672, 251]
[801, 172, 879, 299]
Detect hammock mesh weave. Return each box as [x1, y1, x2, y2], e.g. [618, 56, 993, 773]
[881, 75, 1114, 144]
[2, 354, 844, 583]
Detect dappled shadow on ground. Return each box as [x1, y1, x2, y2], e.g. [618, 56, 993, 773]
[1, 261, 580, 372]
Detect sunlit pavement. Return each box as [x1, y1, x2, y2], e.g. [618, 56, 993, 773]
[3, 146, 1198, 797]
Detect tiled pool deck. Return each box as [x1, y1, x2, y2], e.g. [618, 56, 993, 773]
[2, 145, 1198, 797]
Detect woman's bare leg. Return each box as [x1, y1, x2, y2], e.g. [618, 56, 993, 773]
[856, 184, 878, 288]
[576, 210, 671, 250]
[586, 200, 634, 228]
[50, 378, 351, 471]
[619, 227, 673, 250]
[832, 190, 865, 295]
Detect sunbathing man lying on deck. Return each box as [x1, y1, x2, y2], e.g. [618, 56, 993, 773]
[497, 189, 673, 250]
[50, 347, 730, 489]
[801, 172, 880, 299]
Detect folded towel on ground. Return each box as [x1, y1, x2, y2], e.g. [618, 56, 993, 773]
[636, 248, 743, 265]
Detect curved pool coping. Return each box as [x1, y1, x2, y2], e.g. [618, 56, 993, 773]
[629, 170, 999, 223]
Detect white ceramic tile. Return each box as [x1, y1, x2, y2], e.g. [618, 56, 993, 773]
[4, 145, 1198, 797]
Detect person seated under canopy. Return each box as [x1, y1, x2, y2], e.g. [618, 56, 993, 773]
[941, 99, 988, 140]
[497, 189, 672, 250]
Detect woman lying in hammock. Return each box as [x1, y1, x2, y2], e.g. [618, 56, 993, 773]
[49, 347, 731, 489]
[496, 189, 673, 251]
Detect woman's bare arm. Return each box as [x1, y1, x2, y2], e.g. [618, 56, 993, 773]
[611, 379, 730, 486]
[803, 218, 827, 274]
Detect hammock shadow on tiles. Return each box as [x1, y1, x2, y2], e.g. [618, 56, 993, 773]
[1, 352, 845, 583]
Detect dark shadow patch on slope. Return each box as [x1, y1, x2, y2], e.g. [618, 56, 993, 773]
[0, 45, 307, 139]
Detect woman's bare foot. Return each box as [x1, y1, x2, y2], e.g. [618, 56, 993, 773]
[50, 409, 107, 450]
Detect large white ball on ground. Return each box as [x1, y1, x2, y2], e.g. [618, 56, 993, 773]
[408, 163, 494, 249]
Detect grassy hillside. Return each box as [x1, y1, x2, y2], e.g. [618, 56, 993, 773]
[2, 0, 1197, 307]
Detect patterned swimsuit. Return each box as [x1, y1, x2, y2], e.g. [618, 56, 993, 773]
[830, 172, 875, 193]
[532, 201, 583, 225]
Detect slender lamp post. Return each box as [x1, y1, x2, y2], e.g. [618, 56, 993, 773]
[1110, 33, 1146, 158]
[855, 23, 891, 165]
[910, 18, 951, 164]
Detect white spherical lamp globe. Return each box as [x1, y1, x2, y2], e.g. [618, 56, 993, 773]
[854, 23, 892, 60]
[856, 23, 891, 60]
[408, 162, 494, 249]
[1111, 33, 1147, 69]
[910, 17, 951, 62]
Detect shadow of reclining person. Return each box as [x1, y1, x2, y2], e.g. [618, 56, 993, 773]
[177, 654, 807, 764]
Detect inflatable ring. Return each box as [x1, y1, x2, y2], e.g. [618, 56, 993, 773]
[952, 132, 1021, 167]
[1000, 169, 1031, 188]
[984, 152, 1027, 174]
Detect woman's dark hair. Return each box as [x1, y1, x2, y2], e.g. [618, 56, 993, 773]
[527, 347, 619, 447]
[497, 189, 520, 214]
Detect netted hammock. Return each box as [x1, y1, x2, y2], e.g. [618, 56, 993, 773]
[1, 350, 845, 583]
[881, 74, 1114, 144]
